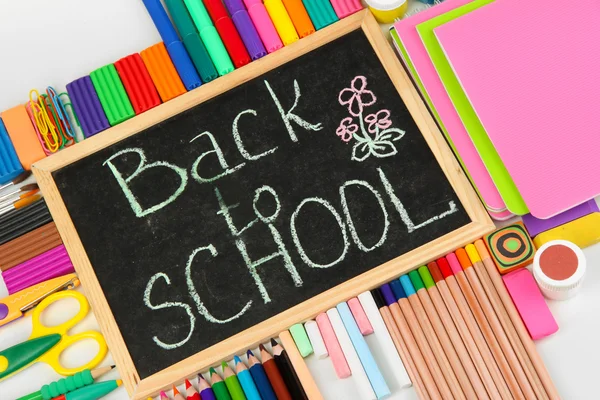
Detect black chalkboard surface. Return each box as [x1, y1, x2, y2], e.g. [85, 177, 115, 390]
[53, 29, 469, 379]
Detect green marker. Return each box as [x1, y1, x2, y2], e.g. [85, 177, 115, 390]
[183, 0, 234, 76]
[62, 380, 122, 400]
[222, 361, 246, 400]
[166, 0, 219, 82]
[210, 367, 233, 400]
[289, 323, 313, 357]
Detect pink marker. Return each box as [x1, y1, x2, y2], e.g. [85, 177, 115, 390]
[243, 0, 283, 53]
[347, 297, 374, 335]
[316, 312, 351, 379]
[330, 0, 362, 19]
[2, 245, 74, 294]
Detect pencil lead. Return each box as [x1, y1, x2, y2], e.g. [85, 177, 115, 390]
[270, 338, 278, 346]
[173, 385, 180, 395]
[209, 367, 217, 376]
[247, 349, 254, 357]
[233, 355, 241, 364]
[185, 379, 192, 389]
[259, 343, 267, 351]
[160, 390, 168, 400]
[116, 379, 123, 387]
[110, 365, 116, 370]
[221, 361, 229, 369]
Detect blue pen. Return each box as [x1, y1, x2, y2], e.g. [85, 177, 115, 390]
[233, 355, 261, 400]
[337, 302, 391, 400]
[142, 0, 202, 90]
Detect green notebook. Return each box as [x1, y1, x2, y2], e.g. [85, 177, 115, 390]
[416, 0, 529, 215]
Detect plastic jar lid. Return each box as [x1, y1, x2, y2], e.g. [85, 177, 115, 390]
[533, 240, 586, 300]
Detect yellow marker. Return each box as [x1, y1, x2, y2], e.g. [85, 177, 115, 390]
[264, 0, 299, 45]
[533, 212, 600, 249]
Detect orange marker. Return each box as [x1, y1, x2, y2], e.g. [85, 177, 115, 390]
[281, 0, 315, 38]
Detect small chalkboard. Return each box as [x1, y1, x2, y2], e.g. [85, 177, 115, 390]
[34, 11, 493, 399]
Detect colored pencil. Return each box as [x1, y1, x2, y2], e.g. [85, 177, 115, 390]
[449, 252, 524, 399]
[410, 269, 482, 399]
[0, 171, 31, 192]
[199, 375, 218, 400]
[173, 385, 186, 400]
[420, 264, 491, 400]
[475, 241, 559, 400]
[185, 379, 201, 400]
[270, 338, 308, 400]
[160, 391, 170, 400]
[234, 355, 261, 400]
[222, 361, 247, 400]
[279, 330, 323, 399]
[210, 367, 233, 400]
[247, 350, 277, 400]
[381, 285, 441, 400]
[437, 256, 512, 399]
[260, 344, 292, 400]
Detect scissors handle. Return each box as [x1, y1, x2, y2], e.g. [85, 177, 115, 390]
[38, 330, 108, 376]
[30, 290, 89, 338]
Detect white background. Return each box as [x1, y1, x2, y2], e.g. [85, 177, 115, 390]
[1, 1, 599, 399]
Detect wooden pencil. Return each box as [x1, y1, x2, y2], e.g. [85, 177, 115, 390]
[279, 330, 323, 400]
[260, 344, 293, 400]
[209, 367, 233, 400]
[369, 289, 430, 400]
[173, 385, 186, 400]
[437, 257, 511, 400]
[410, 270, 480, 399]
[474, 240, 560, 400]
[427, 262, 500, 400]
[381, 285, 444, 400]
[247, 350, 278, 400]
[185, 379, 201, 400]
[456, 249, 536, 399]
[271, 338, 308, 400]
[198, 374, 218, 400]
[222, 361, 247, 400]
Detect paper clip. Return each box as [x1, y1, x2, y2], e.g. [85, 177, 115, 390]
[47, 87, 77, 146]
[58, 92, 83, 142]
[28, 89, 60, 153]
[25, 102, 52, 156]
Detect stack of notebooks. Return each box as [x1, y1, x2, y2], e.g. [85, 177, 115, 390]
[391, 0, 600, 226]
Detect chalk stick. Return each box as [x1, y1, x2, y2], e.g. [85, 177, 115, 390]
[289, 323, 313, 357]
[66, 76, 110, 138]
[90, 64, 135, 126]
[301, 0, 338, 30]
[329, 0, 362, 19]
[115, 54, 161, 115]
[0, 119, 23, 184]
[347, 297, 374, 335]
[533, 212, 600, 249]
[326, 308, 376, 400]
[0, 106, 46, 170]
[141, 42, 187, 103]
[315, 313, 351, 378]
[357, 291, 411, 389]
[303, 320, 328, 359]
[503, 268, 558, 340]
[337, 302, 390, 399]
[279, 330, 323, 399]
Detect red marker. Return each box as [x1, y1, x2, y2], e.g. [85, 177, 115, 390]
[185, 379, 201, 400]
[203, 0, 251, 68]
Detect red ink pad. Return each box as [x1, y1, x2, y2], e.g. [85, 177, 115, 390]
[533, 240, 586, 300]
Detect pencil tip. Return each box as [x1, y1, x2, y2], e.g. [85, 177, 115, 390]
[185, 379, 191, 389]
[259, 343, 266, 351]
[116, 379, 122, 387]
[209, 367, 216, 376]
[234, 355, 242, 364]
[247, 349, 254, 357]
[270, 338, 278, 346]
[198, 374, 206, 382]
[173, 385, 180, 395]
[110, 365, 116, 370]
[221, 361, 228, 369]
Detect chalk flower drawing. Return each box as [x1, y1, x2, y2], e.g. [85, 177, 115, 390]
[337, 76, 405, 162]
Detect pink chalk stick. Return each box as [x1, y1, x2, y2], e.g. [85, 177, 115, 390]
[347, 298, 374, 335]
[3, 245, 74, 294]
[503, 269, 558, 340]
[446, 252, 464, 275]
[316, 312, 351, 379]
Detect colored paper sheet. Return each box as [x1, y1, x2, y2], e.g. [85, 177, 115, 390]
[415, 0, 529, 216]
[434, 0, 600, 219]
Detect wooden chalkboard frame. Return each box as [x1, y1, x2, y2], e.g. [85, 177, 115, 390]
[33, 10, 494, 399]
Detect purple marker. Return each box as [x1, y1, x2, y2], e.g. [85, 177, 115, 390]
[66, 76, 110, 138]
[3, 245, 74, 294]
[224, 0, 267, 60]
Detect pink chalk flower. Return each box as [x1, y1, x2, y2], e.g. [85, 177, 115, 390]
[336, 117, 358, 142]
[365, 110, 392, 134]
[338, 76, 376, 117]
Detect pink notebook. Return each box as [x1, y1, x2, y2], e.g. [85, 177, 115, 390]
[393, 0, 507, 213]
[435, 0, 600, 219]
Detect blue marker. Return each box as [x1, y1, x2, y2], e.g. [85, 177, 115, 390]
[234, 355, 261, 400]
[337, 302, 391, 399]
[142, 0, 201, 90]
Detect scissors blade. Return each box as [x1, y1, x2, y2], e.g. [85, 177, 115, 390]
[20, 276, 80, 314]
[0, 334, 61, 381]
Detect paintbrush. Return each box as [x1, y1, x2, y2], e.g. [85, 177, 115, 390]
[0, 194, 41, 217]
[0, 171, 32, 192]
[0, 183, 38, 203]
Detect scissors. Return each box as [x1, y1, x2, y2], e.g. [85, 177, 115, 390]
[0, 290, 108, 381]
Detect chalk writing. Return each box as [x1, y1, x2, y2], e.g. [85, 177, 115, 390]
[233, 110, 278, 160]
[191, 132, 245, 184]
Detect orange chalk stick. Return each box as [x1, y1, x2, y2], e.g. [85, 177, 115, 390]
[0, 105, 46, 170]
[282, 0, 315, 38]
[140, 42, 187, 103]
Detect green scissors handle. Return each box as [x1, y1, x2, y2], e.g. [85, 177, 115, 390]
[0, 334, 61, 380]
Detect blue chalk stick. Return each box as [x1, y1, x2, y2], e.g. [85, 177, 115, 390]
[399, 276, 416, 297]
[0, 118, 24, 184]
[337, 302, 391, 399]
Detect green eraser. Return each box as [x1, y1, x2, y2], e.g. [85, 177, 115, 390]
[289, 323, 313, 357]
[418, 266, 435, 289]
[90, 64, 134, 126]
[408, 270, 425, 291]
